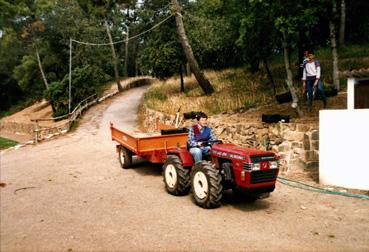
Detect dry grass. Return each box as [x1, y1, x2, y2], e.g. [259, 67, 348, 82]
[144, 68, 283, 115]
[142, 44, 369, 115]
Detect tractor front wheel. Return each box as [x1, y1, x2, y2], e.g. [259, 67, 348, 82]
[118, 146, 132, 169]
[163, 155, 190, 196]
[191, 161, 223, 209]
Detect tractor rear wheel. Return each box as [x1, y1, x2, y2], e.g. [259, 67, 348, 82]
[118, 146, 132, 169]
[163, 155, 190, 195]
[191, 161, 223, 209]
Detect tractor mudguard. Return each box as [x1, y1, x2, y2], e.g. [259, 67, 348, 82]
[167, 149, 194, 167]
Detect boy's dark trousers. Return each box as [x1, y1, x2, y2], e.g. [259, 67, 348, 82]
[305, 76, 327, 110]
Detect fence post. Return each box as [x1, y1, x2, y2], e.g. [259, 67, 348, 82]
[34, 120, 39, 144]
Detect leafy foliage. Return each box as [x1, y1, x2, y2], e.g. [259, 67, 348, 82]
[13, 55, 44, 97]
[44, 65, 110, 117]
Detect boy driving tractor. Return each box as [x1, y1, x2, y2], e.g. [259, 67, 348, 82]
[187, 112, 217, 164]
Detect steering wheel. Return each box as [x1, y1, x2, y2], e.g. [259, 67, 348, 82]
[200, 140, 223, 147]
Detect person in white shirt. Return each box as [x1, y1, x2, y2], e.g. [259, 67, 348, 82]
[302, 50, 327, 111]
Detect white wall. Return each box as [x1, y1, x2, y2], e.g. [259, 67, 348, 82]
[319, 109, 369, 190]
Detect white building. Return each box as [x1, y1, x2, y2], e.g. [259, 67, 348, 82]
[320, 69, 369, 190]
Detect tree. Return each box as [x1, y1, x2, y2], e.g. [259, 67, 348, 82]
[135, 0, 185, 79]
[274, 1, 307, 117]
[21, 20, 49, 90]
[283, 44, 303, 117]
[339, 0, 346, 46]
[104, 19, 122, 91]
[236, 0, 277, 91]
[77, 0, 132, 92]
[171, 0, 214, 95]
[329, 0, 340, 90]
[184, 0, 243, 70]
[44, 65, 110, 116]
[0, 27, 25, 111]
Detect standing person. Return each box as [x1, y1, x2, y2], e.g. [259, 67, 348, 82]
[188, 112, 217, 164]
[302, 50, 327, 111]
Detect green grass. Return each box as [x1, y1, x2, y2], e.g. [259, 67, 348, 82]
[0, 137, 19, 150]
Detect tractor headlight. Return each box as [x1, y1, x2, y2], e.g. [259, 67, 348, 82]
[270, 161, 278, 169]
[244, 163, 261, 171]
[252, 163, 261, 171]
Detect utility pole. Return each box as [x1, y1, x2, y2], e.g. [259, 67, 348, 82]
[122, 23, 129, 78]
[69, 38, 72, 114]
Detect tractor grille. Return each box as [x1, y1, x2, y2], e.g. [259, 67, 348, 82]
[250, 169, 278, 184]
[250, 155, 275, 163]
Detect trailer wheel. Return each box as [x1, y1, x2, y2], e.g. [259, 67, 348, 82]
[163, 155, 190, 196]
[118, 146, 132, 169]
[191, 161, 223, 209]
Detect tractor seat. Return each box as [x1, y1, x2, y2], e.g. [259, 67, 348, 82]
[160, 127, 188, 135]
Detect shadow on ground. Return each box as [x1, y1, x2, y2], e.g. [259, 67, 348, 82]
[221, 190, 271, 212]
[130, 158, 162, 177]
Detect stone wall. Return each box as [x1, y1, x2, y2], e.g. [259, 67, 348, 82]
[141, 106, 319, 173]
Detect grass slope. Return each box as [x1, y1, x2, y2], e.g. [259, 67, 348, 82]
[144, 44, 369, 115]
[0, 137, 18, 150]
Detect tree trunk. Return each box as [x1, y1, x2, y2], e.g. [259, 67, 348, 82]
[330, 2, 340, 91]
[171, 0, 214, 95]
[105, 20, 123, 91]
[283, 44, 303, 117]
[186, 62, 191, 77]
[339, 0, 346, 46]
[330, 21, 340, 91]
[34, 44, 49, 90]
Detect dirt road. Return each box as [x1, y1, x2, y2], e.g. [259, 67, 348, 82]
[1, 86, 369, 252]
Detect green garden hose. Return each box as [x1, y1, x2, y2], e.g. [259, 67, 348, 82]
[277, 176, 369, 200]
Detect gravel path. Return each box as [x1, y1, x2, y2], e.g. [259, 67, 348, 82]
[1, 86, 369, 252]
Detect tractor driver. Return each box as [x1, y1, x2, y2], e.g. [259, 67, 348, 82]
[188, 112, 217, 164]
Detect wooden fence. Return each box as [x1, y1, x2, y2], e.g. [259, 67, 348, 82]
[31, 94, 97, 143]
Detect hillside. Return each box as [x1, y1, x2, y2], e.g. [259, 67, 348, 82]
[0, 78, 148, 143]
[143, 45, 368, 117]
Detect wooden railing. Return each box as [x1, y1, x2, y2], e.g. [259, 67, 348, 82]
[31, 94, 97, 143]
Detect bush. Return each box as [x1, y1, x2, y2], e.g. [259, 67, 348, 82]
[44, 65, 110, 117]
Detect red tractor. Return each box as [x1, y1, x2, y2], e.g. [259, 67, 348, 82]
[111, 123, 279, 209]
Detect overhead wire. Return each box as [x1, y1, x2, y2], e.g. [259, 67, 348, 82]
[71, 13, 174, 46]
[68, 10, 175, 113]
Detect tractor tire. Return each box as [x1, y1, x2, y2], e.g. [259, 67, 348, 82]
[163, 155, 190, 196]
[191, 161, 223, 209]
[118, 146, 132, 169]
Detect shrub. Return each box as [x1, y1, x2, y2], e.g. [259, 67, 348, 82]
[44, 65, 110, 117]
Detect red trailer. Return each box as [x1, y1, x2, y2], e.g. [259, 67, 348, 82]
[110, 122, 192, 167]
